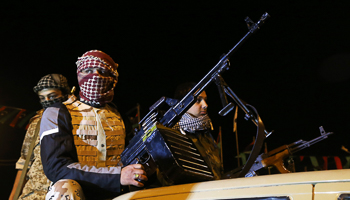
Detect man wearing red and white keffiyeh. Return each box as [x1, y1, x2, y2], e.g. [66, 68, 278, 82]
[76, 50, 119, 107]
[40, 50, 147, 200]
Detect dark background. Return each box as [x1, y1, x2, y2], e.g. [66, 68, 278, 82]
[1, 1, 350, 177]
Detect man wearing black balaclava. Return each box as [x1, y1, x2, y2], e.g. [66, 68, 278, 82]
[9, 74, 71, 200]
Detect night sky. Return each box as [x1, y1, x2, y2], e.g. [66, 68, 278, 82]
[1, 1, 350, 170]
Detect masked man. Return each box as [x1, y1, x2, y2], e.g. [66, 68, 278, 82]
[39, 50, 147, 200]
[9, 74, 71, 200]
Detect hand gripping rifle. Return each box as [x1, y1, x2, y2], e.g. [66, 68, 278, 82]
[120, 12, 271, 184]
[244, 126, 333, 177]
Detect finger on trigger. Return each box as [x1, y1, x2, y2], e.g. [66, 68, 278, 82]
[137, 164, 145, 170]
[134, 168, 144, 173]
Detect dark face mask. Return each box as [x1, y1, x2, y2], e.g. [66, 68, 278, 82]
[40, 95, 68, 109]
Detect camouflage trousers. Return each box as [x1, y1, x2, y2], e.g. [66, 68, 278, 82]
[45, 179, 85, 200]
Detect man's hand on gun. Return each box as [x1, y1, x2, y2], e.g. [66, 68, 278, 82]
[121, 164, 148, 187]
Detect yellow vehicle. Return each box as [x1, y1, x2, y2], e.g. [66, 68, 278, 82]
[113, 169, 350, 200]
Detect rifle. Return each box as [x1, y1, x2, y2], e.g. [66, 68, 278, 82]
[120, 12, 271, 184]
[245, 126, 333, 177]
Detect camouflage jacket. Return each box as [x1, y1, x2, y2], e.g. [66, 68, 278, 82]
[16, 110, 50, 199]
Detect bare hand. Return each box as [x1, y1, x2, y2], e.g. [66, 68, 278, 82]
[120, 164, 148, 187]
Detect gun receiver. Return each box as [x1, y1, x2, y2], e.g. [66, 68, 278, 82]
[245, 126, 333, 177]
[120, 12, 270, 185]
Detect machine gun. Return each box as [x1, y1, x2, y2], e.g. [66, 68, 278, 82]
[245, 126, 333, 177]
[120, 12, 271, 185]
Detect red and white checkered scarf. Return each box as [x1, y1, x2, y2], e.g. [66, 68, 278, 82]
[76, 50, 119, 107]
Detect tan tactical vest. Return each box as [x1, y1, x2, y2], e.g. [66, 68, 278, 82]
[64, 97, 125, 168]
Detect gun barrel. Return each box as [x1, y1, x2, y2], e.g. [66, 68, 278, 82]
[287, 139, 304, 148]
[160, 13, 270, 128]
[289, 132, 333, 154]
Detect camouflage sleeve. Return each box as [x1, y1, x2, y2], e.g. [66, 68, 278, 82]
[15, 115, 41, 170]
